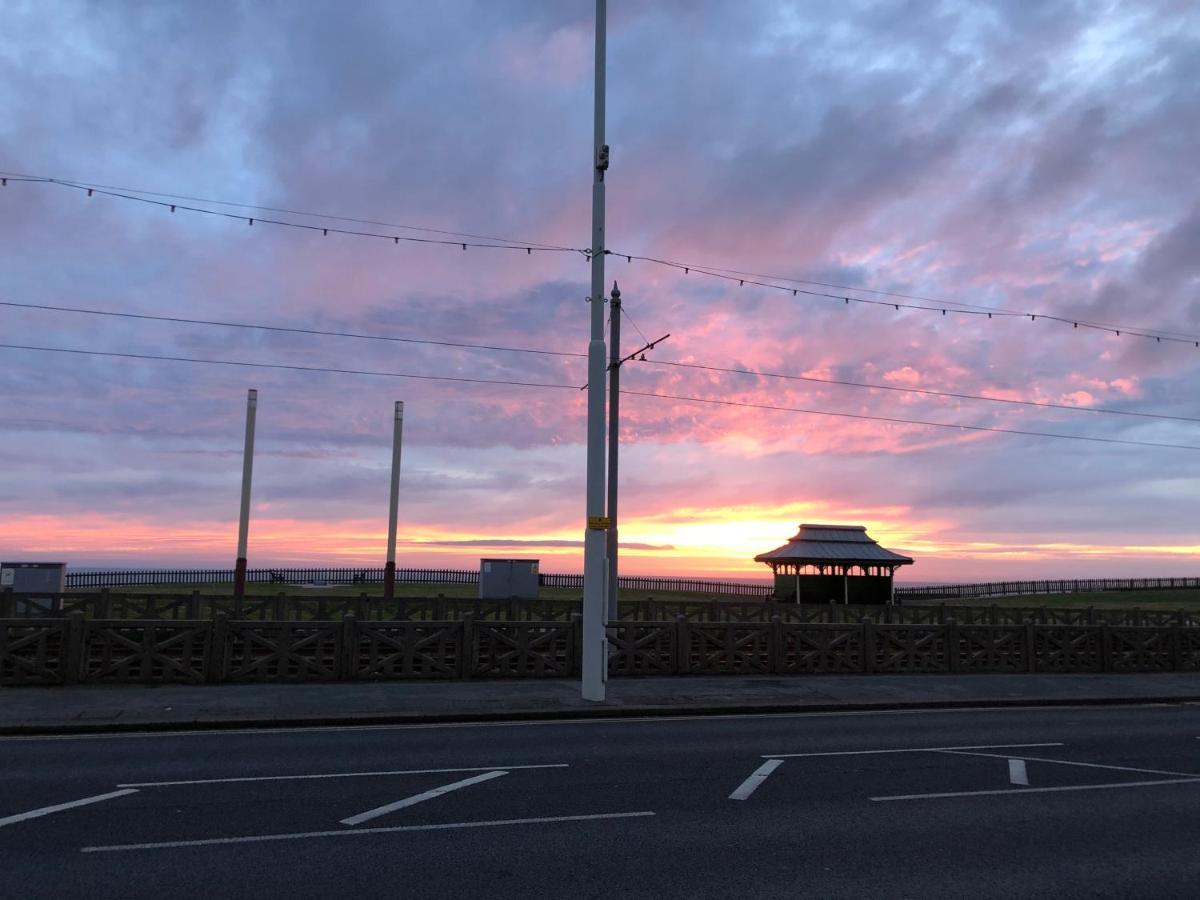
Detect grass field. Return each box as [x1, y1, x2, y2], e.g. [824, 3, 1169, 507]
[63, 583, 1200, 609]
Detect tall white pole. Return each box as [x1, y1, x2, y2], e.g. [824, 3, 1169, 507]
[582, 0, 610, 701]
[234, 388, 257, 598]
[384, 400, 404, 600]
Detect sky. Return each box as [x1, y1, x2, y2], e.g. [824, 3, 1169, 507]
[1, 0, 1198, 583]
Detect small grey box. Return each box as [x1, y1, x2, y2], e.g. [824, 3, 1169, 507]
[1, 562, 67, 615]
[479, 559, 540, 600]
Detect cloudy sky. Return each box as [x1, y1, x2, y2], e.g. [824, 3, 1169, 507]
[1, 0, 1198, 582]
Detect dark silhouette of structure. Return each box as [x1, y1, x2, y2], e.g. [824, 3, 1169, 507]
[755, 524, 913, 604]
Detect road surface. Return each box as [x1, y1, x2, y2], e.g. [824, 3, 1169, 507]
[3, 703, 1200, 898]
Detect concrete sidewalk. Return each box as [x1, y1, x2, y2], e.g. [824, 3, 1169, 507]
[3, 672, 1200, 734]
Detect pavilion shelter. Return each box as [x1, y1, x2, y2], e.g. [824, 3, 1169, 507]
[754, 524, 913, 604]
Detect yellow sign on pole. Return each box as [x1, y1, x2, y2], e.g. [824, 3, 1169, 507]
[587, 516, 611, 530]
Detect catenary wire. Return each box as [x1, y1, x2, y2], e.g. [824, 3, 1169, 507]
[1, 342, 1196, 451]
[636, 356, 1200, 424]
[0, 299, 585, 359]
[618, 389, 1200, 452]
[0, 343, 583, 391]
[2, 297, 1191, 424]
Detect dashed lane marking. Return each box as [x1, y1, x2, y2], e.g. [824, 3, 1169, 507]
[764, 742, 1063, 758]
[119, 763, 567, 788]
[81, 811, 657, 853]
[341, 771, 507, 826]
[871, 777, 1200, 802]
[729, 759, 783, 801]
[1008, 759, 1029, 786]
[0, 789, 138, 829]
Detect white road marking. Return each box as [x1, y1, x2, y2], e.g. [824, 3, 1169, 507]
[81, 811, 657, 853]
[1008, 759, 1029, 786]
[766, 742, 1063, 759]
[729, 759, 783, 801]
[0, 789, 138, 829]
[871, 777, 1200, 802]
[341, 771, 507, 826]
[938, 749, 1200, 779]
[120, 763, 567, 788]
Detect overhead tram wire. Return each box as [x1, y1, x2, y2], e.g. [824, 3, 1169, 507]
[0, 343, 583, 391]
[636, 357, 1200, 424]
[607, 250, 1200, 348]
[1, 297, 1193, 425]
[0, 175, 588, 257]
[2, 341, 1197, 450]
[0, 299, 586, 360]
[617, 389, 1200, 453]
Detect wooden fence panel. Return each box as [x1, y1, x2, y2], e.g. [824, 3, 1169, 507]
[873, 626, 947, 673]
[223, 622, 342, 682]
[0, 620, 70, 685]
[1109, 627, 1177, 672]
[607, 623, 677, 676]
[778, 624, 863, 674]
[350, 622, 464, 680]
[470, 622, 575, 677]
[955, 626, 1028, 673]
[82, 621, 210, 684]
[1034, 627, 1102, 673]
[683, 623, 772, 675]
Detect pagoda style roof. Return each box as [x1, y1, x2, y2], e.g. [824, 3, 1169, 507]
[754, 524, 913, 566]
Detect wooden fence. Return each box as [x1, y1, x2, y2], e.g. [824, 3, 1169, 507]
[896, 577, 1200, 602]
[4, 613, 1200, 685]
[4, 591, 1199, 628]
[62, 568, 773, 598]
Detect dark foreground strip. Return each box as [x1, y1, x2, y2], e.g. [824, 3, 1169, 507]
[4, 694, 1200, 737]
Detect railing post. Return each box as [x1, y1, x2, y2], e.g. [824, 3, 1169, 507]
[339, 614, 357, 681]
[675, 615, 690, 675]
[1025, 622, 1037, 673]
[770, 615, 783, 675]
[945, 618, 959, 673]
[187, 590, 202, 620]
[63, 611, 86, 685]
[96, 588, 111, 620]
[1099, 623, 1112, 673]
[1171, 623, 1183, 671]
[207, 614, 229, 684]
[0, 588, 13, 619]
[459, 615, 475, 680]
[861, 617, 874, 674]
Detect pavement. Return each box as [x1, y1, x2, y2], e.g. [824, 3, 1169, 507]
[4, 672, 1200, 734]
[3, 704, 1200, 898]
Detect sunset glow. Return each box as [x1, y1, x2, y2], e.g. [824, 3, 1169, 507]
[1, 2, 1197, 583]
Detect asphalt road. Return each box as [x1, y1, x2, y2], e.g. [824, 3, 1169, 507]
[3, 704, 1200, 899]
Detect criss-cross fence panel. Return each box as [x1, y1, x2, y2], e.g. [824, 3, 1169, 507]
[82, 621, 210, 684]
[223, 621, 343, 682]
[1034, 626, 1103, 673]
[0, 619, 71, 685]
[778, 624, 863, 674]
[683, 623, 772, 675]
[872, 625, 947, 673]
[350, 621, 465, 680]
[607, 623, 677, 676]
[470, 621, 576, 677]
[1108, 627, 1178, 672]
[954, 625, 1029, 673]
